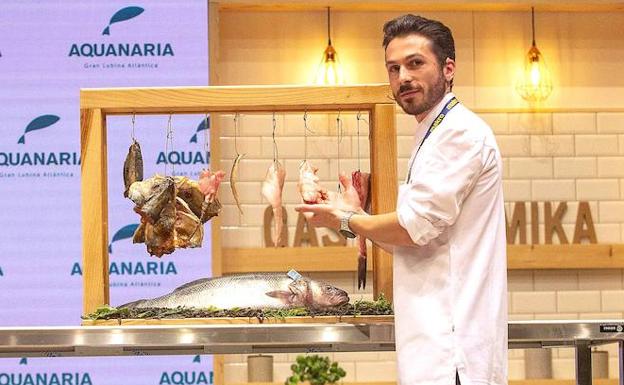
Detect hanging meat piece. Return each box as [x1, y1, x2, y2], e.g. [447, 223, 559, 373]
[140, 178, 177, 257]
[128, 176, 176, 224]
[173, 197, 203, 249]
[261, 160, 286, 247]
[297, 160, 328, 204]
[198, 169, 226, 222]
[175, 176, 204, 219]
[128, 174, 207, 257]
[352, 170, 371, 289]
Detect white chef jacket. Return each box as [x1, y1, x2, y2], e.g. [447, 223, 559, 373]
[394, 93, 508, 385]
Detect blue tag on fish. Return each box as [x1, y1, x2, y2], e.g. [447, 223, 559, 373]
[287, 269, 302, 281]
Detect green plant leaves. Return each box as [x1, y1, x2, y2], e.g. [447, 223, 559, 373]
[284, 354, 347, 385]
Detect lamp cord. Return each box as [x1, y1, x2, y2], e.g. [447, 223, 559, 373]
[531, 6, 536, 46]
[327, 7, 331, 45]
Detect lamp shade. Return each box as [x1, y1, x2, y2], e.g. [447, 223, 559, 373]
[516, 43, 553, 102]
[315, 43, 344, 85]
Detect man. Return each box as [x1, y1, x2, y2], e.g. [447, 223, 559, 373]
[295, 14, 507, 385]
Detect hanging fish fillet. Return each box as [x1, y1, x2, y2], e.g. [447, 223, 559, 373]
[123, 139, 143, 197]
[261, 160, 286, 247]
[230, 154, 245, 216]
[198, 169, 226, 222]
[297, 160, 328, 204]
[352, 170, 371, 289]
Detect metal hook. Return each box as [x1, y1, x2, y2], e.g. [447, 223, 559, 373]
[165, 113, 175, 176]
[336, 110, 343, 193]
[204, 113, 210, 159]
[233, 112, 240, 156]
[303, 110, 309, 161]
[272, 112, 278, 163]
[131, 112, 136, 141]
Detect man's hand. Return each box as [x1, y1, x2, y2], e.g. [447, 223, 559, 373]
[295, 172, 365, 230]
[294, 203, 343, 230]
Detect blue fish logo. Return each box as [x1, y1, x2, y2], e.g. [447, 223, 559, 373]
[18, 115, 60, 144]
[102, 6, 145, 35]
[108, 224, 140, 253]
[189, 116, 210, 143]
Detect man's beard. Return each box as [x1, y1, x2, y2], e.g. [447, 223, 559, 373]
[395, 71, 447, 117]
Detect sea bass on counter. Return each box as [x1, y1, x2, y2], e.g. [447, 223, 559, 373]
[121, 273, 350, 310]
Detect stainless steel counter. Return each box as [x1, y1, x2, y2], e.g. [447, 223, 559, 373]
[1, 320, 623, 385]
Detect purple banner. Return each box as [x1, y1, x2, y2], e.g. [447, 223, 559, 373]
[0, 1, 213, 383]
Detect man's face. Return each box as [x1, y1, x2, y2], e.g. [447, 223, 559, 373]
[385, 34, 455, 119]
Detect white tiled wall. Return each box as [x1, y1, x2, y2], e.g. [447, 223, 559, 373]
[218, 111, 624, 383]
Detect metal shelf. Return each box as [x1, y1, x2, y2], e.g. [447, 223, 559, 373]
[1, 320, 623, 385]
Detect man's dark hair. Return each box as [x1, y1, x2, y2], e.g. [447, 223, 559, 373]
[382, 14, 455, 68]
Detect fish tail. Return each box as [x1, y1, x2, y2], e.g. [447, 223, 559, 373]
[102, 26, 110, 35]
[17, 135, 25, 144]
[190, 134, 197, 143]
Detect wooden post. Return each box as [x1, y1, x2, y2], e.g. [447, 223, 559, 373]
[370, 103, 397, 302]
[80, 108, 109, 314]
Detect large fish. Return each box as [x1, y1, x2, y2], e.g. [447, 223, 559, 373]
[123, 139, 143, 198]
[261, 160, 286, 247]
[121, 273, 350, 310]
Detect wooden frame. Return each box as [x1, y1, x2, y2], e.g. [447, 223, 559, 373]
[80, 84, 397, 316]
[221, 244, 624, 273]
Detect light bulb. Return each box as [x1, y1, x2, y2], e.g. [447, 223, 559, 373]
[530, 61, 540, 86]
[516, 44, 552, 102]
[315, 44, 344, 85]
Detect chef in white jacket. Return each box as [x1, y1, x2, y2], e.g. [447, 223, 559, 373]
[296, 14, 507, 385]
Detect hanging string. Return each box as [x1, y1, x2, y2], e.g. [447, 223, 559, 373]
[303, 110, 309, 161]
[336, 110, 343, 193]
[272, 112, 278, 164]
[131, 112, 136, 141]
[165, 113, 175, 176]
[356, 111, 368, 172]
[204, 113, 210, 167]
[233, 112, 240, 156]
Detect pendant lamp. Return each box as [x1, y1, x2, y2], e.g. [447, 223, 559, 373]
[516, 7, 552, 102]
[315, 7, 344, 85]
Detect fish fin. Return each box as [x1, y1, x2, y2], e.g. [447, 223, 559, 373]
[190, 134, 197, 143]
[102, 26, 110, 35]
[265, 290, 294, 303]
[18, 135, 25, 144]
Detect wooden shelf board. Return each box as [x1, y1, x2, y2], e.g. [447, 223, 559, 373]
[223, 244, 624, 273]
[80, 84, 393, 114]
[217, 1, 624, 12]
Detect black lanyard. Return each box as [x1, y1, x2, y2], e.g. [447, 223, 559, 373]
[405, 96, 459, 184]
